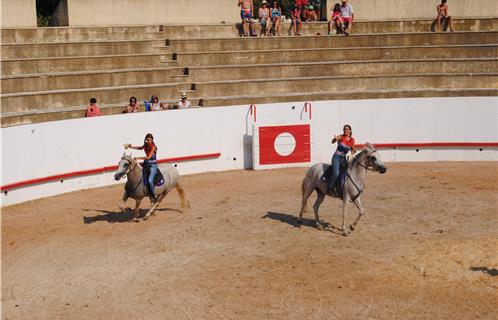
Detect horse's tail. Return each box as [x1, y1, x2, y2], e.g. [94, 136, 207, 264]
[175, 181, 191, 209]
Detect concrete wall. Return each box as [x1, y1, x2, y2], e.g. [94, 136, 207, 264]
[0, 0, 36, 28]
[67, 0, 239, 26]
[66, 0, 498, 26]
[1, 0, 496, 28]
[328, 0, 498, 21]
[2, 96, 497, 206]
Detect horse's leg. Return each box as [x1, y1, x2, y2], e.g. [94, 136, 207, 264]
[349, 197, 365, 232]
[313, 190, 326, 230]
[298, 180, 313, 222]
[144, 191, 168, 220]
[341, 194, 351, 236]
[119, 191, 130, 212]
[132, 199, 142, 222]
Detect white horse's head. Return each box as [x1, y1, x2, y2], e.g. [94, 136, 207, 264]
[362, 143, 387, 174]
[114, 152, 136, 181]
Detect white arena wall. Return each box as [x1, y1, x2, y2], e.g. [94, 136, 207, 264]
[1, 96, 497, 207]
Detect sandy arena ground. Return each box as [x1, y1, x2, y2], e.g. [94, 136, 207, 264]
[2, 162, 497, 319]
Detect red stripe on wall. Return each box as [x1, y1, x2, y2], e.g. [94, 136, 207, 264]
[1, 152, 221, 192]
[356, 142, 498, 148]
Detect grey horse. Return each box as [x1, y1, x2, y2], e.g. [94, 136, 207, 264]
[114, 153, 190, 221]
[299, 143, 386, 236]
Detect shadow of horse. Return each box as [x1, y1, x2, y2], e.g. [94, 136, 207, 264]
[263, 211, 344, 235]
[469, 266, 498, 277]
[83, 207, 181, 224]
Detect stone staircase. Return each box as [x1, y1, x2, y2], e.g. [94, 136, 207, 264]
[1, 19, 497, 127]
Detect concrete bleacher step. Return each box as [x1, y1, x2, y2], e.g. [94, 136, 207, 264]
[7, 58, 494, 94]
[168, 31, 498, 52]
[158, 18, 498, 39]
[197, 88, 498, 107]
[2, 87, 496, 128]
[1, 18, 495, 45]
[1, 39, 168, 59]
[1, 82, 192, 113]
[188, 73, 498, 97]
[0, 26, 161, 44]
[183, 59, 498, 82]
[175, 44, 498, 66]
[1, 53, 173, 76]
[1, 67, 179, 94]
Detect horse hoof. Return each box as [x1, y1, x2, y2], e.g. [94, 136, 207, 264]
[316, 224, 325, 231]
[343, 232, 349, 237]
[349, 225, 355, 231]
[133, 218, 140, 223]
[143, 215, 149, 221]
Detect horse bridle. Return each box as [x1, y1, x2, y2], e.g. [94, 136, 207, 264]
[346, 150, 377, 201]
[354, 151, 378, 172]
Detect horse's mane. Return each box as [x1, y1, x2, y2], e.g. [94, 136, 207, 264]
[347, 142, 375, 168]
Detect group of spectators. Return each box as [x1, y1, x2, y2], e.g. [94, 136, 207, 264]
[241, 0, 454, 37]
[85, 92, 193, 117]
[239, 0, 353, 36]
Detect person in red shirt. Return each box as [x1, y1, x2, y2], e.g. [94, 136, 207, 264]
[85, 97, 101, 117]
[323, 124, 356, 192]
[127, 133, 159, 202]
[291, 5, 302, 35]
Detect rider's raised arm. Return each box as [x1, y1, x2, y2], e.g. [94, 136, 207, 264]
[129, 144, 145, 150]
[332, 134, 341, 143]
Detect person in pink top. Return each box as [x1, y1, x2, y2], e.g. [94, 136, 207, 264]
[291, 5, 302, 35]
[328, 3, 344, 35]
[85, 97, 101, 117]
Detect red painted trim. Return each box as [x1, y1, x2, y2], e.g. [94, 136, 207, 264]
[304, 102, 312, 120]
[356, 142, 498, 148]
[1, 152, 221, 192]
[250, 104, 257, 122]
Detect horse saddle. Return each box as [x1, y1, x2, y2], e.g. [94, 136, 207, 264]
[322, 165, 347, 198]
[142, 166, 165, 187]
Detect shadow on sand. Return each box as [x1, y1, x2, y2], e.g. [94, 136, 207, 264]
[263, 211, 344, 235]
[469, 267, 498, 277]
[83, 207, 181, 224]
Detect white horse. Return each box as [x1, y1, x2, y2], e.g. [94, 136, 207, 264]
[114, 153, 190, 221]
[299, 143, 386, 236]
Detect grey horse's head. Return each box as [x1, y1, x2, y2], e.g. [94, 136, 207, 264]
[114, 152, 135, 181]
[362, 143, 387, 174]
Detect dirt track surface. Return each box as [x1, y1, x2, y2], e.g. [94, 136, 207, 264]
[2, 162, 497, 320]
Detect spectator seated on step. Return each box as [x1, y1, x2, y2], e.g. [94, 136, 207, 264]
[177, 92, 192, 109]
[258, 0, 271, 36]
[85, 97, 102, 117]
[304, 5, 317, 22]
[436, 0, 454, 32]
[125, 96, 140, 113]
[339, 0, 354, 35]
[238, 0, 257, 36]
[311, 0, 322, 21]
[328, 3, 344, 35]
[270, 1, 282, 36]
[291, 5, 303, 36]
[145, 95, 166, 111]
